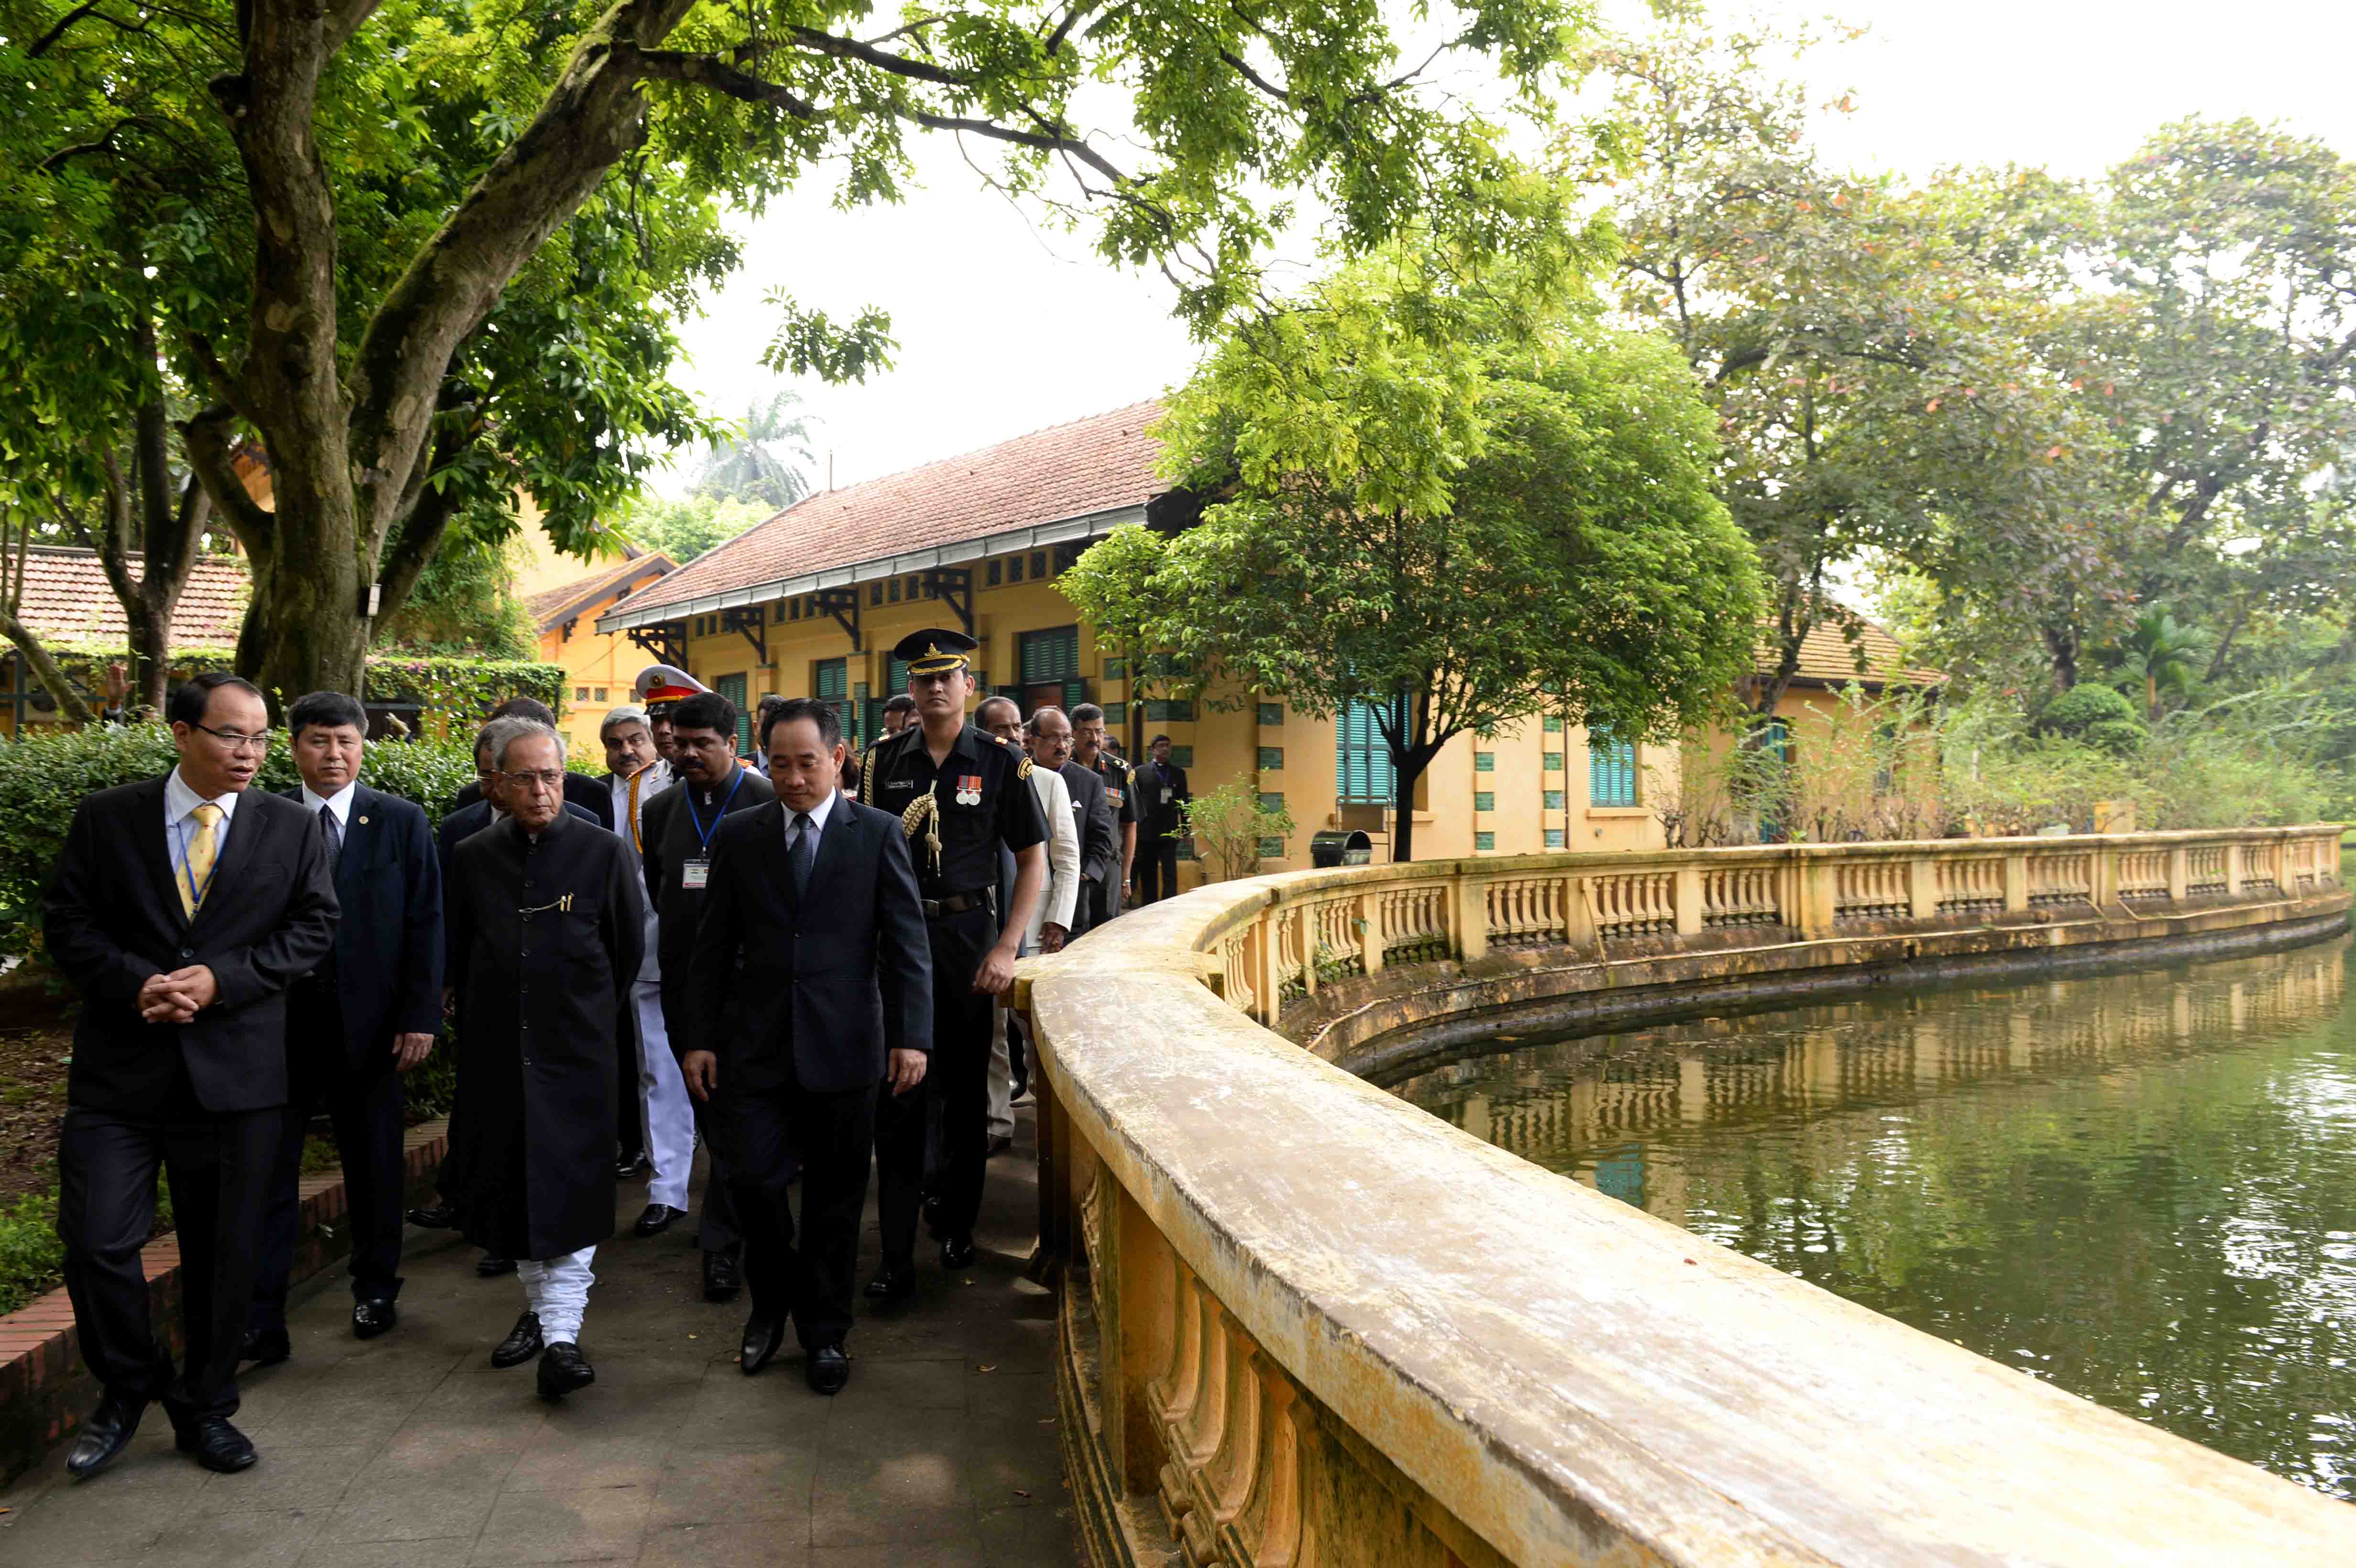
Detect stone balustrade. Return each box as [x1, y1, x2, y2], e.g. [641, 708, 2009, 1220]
[1016, 826, 2353, 1566]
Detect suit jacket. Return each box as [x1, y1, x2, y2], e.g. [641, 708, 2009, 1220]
[643, 769, 776, 1042]
[436, 796, 598, 878]
[445, 771, 613, 830]
[44, 776, 340, 1115]
[283, 784, 442, 1063]
[1059, 760, 1118, 890]
[1138, 759, 1191, 833]
[685, 795, 932, 1096]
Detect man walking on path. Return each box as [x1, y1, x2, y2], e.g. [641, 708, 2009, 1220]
[43, 673, 339, 1478]
[443, 719, 644, 1400]
[600, 706, 692, 1231]
[246, 691, 441, 1366]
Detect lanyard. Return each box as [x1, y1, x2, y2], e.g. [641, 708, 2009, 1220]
[684, 767, 745, 852]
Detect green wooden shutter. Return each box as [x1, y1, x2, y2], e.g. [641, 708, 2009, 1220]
[715, 673, 750, 754]
[1590, 732, 1637, 807]
[1335, 698, 1396, 806]
[1020, 626, 1081, 686]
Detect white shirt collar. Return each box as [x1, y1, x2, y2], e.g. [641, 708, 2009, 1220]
[299, 779, 359, 826]
[165, 766, 240, 827]
[784, 790, 839, 840]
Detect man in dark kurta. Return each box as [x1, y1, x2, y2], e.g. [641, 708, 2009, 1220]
[444, 719, 644, 1401]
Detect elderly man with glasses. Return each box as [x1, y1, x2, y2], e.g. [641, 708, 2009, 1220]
[443, 717, 645, 1400]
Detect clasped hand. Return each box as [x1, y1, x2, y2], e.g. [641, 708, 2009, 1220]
[139, 965, 218, 1024]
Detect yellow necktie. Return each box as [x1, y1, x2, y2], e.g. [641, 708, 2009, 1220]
[181, 802, 222, 917]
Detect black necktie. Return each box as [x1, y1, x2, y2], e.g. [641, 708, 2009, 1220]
[320, 804, 343, 877]
[789, 812, 815, 898]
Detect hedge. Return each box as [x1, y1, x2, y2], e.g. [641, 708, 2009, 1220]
[0, 722, 478, 961]
[23, 643, 568, 736]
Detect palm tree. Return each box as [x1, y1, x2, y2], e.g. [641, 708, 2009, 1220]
[689, 388, 817, 511]
[2111, 609, 2210, 721]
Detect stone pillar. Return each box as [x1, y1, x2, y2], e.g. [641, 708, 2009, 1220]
[1673, 866, 1703, 937]
[1456, 876, 1489, 963]
[1360, 891, 1384, 975]
[2226, 843, 2245, 896]
[2092, 842, 2121, 910]
[1563, 874, 1595, 952]
[1907, 854, 1938, 922]
[2002, 852, 2029, 914]
[2168, 846, 2189, 903]
[1797, 855, 1838, 940]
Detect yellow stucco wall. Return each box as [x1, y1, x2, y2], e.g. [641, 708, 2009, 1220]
[540, 597, 648, 756]
[669, 557, 1674, 892]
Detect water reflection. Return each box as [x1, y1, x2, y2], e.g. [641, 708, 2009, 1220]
[1391, 940, 2356, 1500]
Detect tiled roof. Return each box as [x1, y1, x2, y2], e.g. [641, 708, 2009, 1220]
[616, 401, 1167, 619]
[13, 546, 250, 646]
[1771, 618, 1944, 688]
[524, 552, 673, 630]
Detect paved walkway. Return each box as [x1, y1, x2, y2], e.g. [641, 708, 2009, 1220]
[0, 1111, 1077, 1567]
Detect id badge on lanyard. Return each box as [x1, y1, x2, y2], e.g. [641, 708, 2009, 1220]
[681, 859, 710, 890]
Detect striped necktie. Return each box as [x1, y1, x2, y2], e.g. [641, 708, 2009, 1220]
[181, 802, 222, 917]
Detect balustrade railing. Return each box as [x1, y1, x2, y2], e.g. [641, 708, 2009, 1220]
[1023, 824, 2351, 1568]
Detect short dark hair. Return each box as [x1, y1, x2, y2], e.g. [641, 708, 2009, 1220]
[842, 749, 862, 791]
[489, 696, 556, 726]
[755, 694, 786, 720]
[763, 695, 840, 751]
[883, 694, 917, 717]
[1150, 733, 1171, 747]
[1070, 702, 1105, 726]
[976, 695, 1020, 727]
[167, 672, 263, 727]
[669, 690, 735, 739]
[288, 690, 368, 739]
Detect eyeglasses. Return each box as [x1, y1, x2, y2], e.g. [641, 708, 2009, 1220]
[192, 723, 271, 754]
[499, 769, 565, 791]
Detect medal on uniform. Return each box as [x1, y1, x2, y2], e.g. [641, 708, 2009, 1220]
[956, 773, 982, 806]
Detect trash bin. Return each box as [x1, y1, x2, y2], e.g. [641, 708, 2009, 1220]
[1309, 829, 1374, 869]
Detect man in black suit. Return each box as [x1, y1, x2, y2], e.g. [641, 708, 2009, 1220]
[43, 673, 340, 1479]
[1133, 733, 1191, 904]
[642, 691, 774, 1299]
[436, 727, 602, 870]
[244, 692, 442, 1364]
[440, 697, 614, 829]
[683, 698, 931, 1395]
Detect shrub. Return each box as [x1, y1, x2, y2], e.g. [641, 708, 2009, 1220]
[1178, 777, 1296, 882]
[0, 723, 476, 959]
[2039, 683, 2146, 750]
[0, 1191, 64, 1317]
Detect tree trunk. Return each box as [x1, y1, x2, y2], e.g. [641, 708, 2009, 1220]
[1391, 751, 1422, 863]
[1, 612, 98, 728]
[241, 546, 370, 708]
[2042, 622, 2080, 694]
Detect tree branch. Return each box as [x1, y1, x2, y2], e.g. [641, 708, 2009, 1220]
[786, 25, 974, 86]
[27, 0, 146, 57]
[635, 49, 818, 116]
[179, 405, 275, 557]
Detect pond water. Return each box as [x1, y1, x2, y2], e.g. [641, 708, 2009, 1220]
[1389, 938, 2356, 1500]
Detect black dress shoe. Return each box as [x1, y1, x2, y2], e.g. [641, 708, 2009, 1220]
[939, 1235, 977, 1271]
[614, 1151, 650, 1178]
[864, 1263, 916, 1302]
[537, 1341, 595, 1400]
[632, 1202, 686, 1238]
[921, 1193, 945, 1239]
[702, 1249, 742, 1302]
[351, 1298, 397, 1340]
[805, 1343, 850, 1395]
[406, 1200, 458, 1229]
[476, 1254, 517, 1277]
[174, 1414, 258, 1473]
[985, 1133, 1014, 1158]
[739, 1317, 785, 1376]
[65, 1394, 145, 1479]
[240, 1327, 291, 1366]
[491, 1311, 544, 1369]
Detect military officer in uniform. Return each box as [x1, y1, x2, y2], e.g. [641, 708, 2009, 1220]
[861, 630, 1046, 1297]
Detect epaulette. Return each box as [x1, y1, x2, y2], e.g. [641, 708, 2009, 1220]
[992, 731, 1035, 779]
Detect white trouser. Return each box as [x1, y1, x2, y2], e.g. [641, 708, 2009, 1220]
[988, 1004, 1015, 1140]
[519, 1246, 597, 1344]
[633, 981, 695, 1210]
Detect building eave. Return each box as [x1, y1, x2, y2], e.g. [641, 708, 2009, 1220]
[591, 503, 1147, 635]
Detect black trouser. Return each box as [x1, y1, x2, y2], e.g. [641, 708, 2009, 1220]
[251, 997, 407, 1329]
[1136, 836, 1181, 904]
[1084, 874, 1123, 930]
[59, 1103, 278, 1420]
[876, 903, 993, 1263]
[716, 1072, 873, 1348]
[690, 1097, 742, 1255]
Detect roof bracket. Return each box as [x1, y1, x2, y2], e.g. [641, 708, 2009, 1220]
[814, 587, 861, 653]
[921, 567, 973, 635]
[627, 621, 687, 669]
[722, 606, 767, 666]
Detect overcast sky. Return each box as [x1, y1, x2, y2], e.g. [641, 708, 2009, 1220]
[655, 0, 2356, 497]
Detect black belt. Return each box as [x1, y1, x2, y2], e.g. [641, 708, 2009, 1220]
[922, 888, 993, 920]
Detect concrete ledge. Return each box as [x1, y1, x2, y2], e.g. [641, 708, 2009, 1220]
[0, 1117, 448, 1487]
[1021, 830, 2356, 1567]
